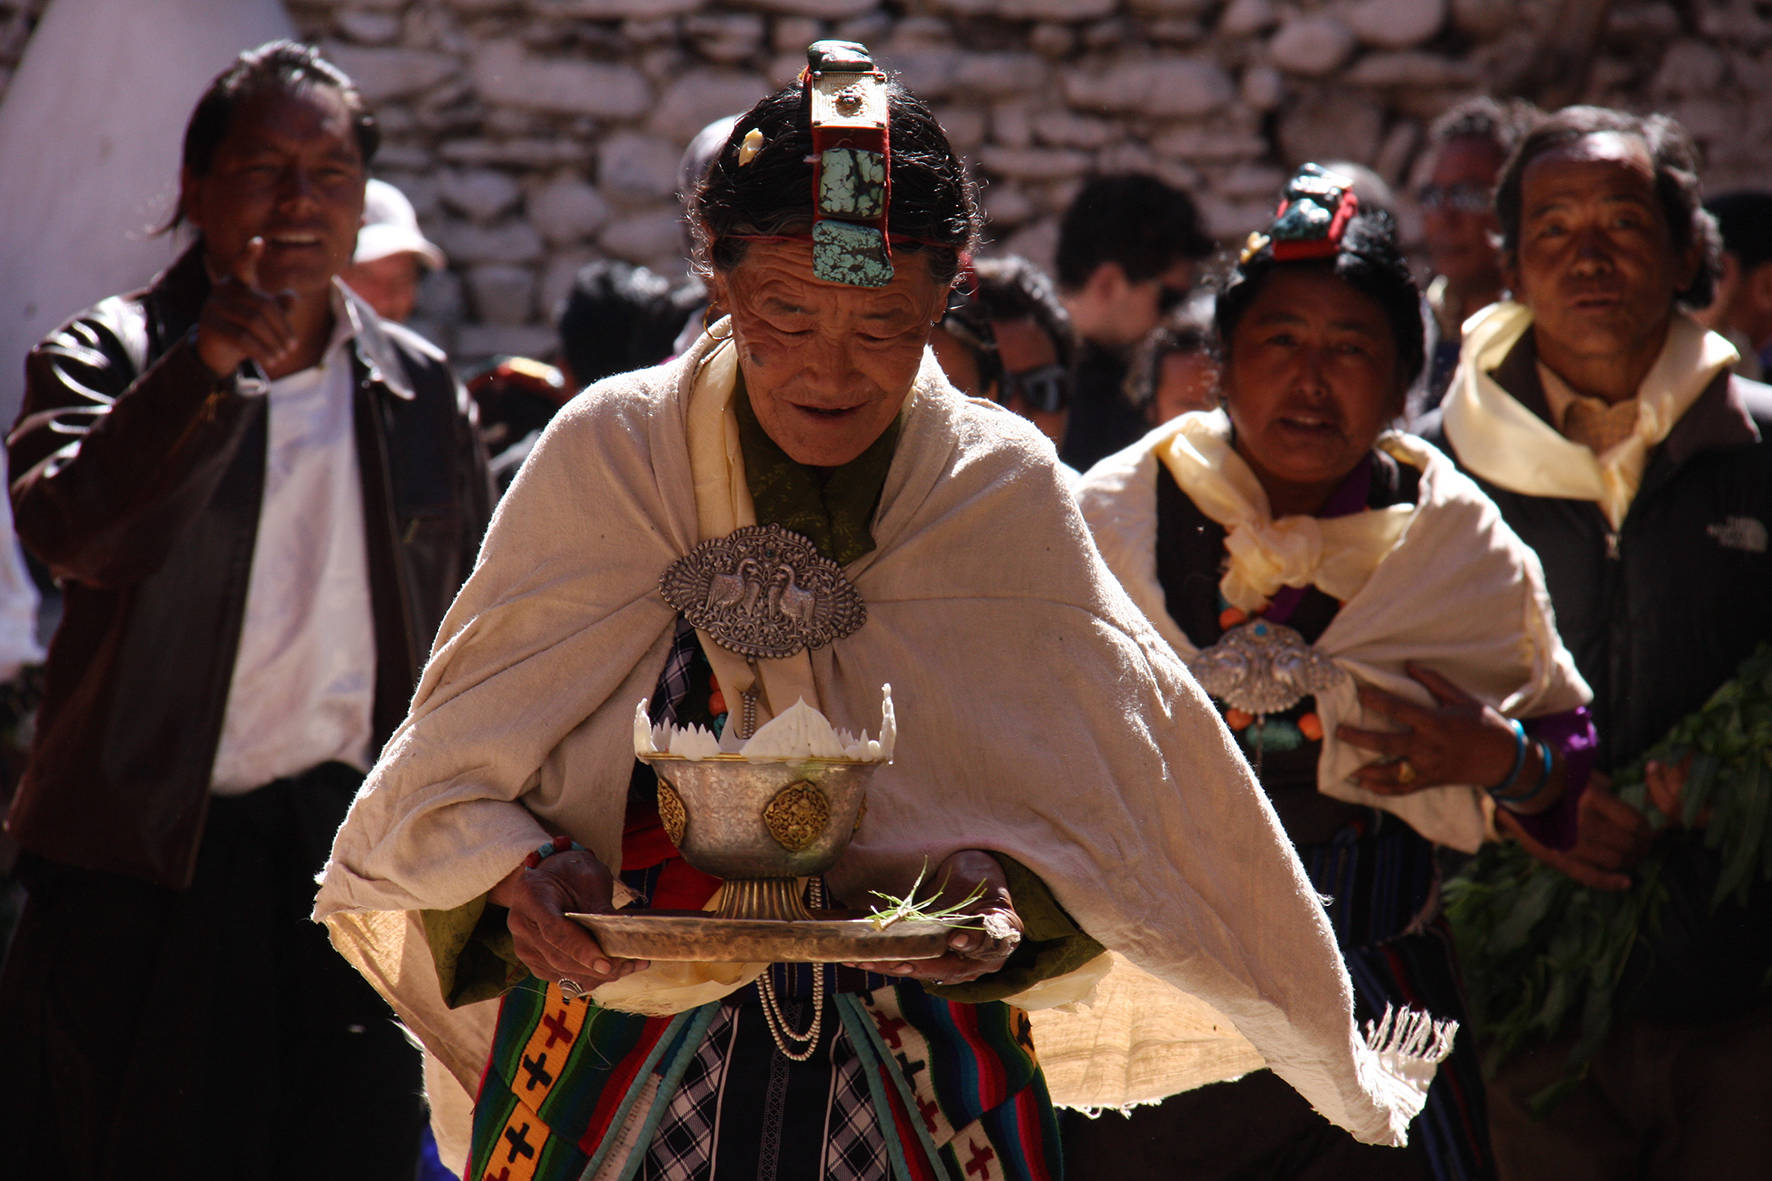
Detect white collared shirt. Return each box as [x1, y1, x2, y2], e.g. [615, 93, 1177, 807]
[210, 285, 376, 793]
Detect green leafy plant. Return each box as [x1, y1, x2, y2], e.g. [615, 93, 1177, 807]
[1445, 643, 1772, 1112]
[866, 859, 987, 930]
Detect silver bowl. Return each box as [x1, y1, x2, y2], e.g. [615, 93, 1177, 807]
[640, 753, 879, 920]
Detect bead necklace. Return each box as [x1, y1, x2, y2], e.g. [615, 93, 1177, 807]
[755, 878, 826, 1061]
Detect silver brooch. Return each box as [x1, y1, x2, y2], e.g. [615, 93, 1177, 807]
[834, 85, 866, 116]
[1186, 619, 1346, 716]
[660, 523, 866, 660]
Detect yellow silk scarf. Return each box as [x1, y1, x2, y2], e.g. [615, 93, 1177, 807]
[1156, 410, 1414, 613]
[682, 324, 822, 724]
[1442, 302, 1736, 529]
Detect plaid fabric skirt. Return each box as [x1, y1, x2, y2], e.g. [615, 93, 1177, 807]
[468, 970, 1061, 1181]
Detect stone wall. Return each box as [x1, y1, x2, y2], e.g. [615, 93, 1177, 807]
[7, 0, 1772, 367]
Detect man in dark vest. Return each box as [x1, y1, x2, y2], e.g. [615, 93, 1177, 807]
[1426, 104, 1772, 1180]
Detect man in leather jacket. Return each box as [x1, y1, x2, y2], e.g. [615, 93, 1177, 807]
[1425, 105, 1772, 1180]
[0, 42, 490, 1179]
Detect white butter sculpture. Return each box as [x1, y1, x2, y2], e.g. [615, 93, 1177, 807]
[634, 684, 896, 763]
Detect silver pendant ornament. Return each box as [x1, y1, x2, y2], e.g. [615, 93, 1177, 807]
[1186, 618, 1347, 716]
[660, 523, 866, 660]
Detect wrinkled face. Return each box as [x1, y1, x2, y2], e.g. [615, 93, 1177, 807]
[1223, 269, 1402, 511]
[181, 84, 366, 299]
[1511, 132, 1697, 372]
[715, 239, 948, 467]
[1421, 136, 1506, 292]
[342, 252, 424, 322]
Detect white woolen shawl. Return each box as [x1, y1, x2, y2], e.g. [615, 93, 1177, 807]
[1075, 410, 1591, 854]
[316, 328, 1449, 1150]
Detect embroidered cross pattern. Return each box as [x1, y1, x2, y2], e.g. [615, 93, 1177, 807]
[540, 1009, 574, 1049]
[1013, 1010, 1036, 1054]
[520, 1052, 555, 1090]
[873, 1013, 909, 1050]
[502, 1121, 538, 1164]
[964, 1137, 998, 1178]
[917, 1093, 942, 1133]
[511, 989, 584, 1115]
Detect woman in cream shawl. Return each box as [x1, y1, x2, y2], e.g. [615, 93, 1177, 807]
[317, 63, 1457, 1181]
[1069, 168, 1593, 1181]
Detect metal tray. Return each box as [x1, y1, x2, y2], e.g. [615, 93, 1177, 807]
[568, 909, 954, 963]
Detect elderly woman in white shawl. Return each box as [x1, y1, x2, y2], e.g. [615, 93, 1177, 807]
[317, 49, 1456, 1181]
[1068, 167, 1595, 1181]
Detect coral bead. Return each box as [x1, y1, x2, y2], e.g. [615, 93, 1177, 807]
[1297, 712, 1324, 741]
[1225, 708, 1254, 730]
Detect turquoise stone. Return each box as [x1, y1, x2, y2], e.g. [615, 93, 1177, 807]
[818, 148, 886, 218]
[1241, 717, 1305, 753]
[1271, 199, 1331, 241]
[812, 220, 893, 287]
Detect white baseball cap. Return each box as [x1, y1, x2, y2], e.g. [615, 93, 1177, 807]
[354, 178, 446, 269]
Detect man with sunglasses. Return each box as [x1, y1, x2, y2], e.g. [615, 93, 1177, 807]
[1411, 97, 1538, 419]
[1053, 173, 1214, 470]
[931, 254, 1076, 449]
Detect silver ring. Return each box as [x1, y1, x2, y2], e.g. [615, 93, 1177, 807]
[558, 977, 585, 999]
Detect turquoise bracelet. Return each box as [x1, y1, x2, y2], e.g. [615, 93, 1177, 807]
[1494, 737, 1557, 812]
[1488, 717, 1529, 797]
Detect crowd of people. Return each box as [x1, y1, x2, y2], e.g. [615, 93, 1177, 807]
[0, 32, 1767, 1181]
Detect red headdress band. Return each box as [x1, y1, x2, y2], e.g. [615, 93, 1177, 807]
[800, 40, 894, 287]
[1265, 164, 1360, 263]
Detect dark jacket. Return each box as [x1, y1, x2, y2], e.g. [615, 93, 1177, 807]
[5, 246, 492, 889]
[1425, 333, 1772, 1015]
[1058, 341, 1146, 472]
[1424, 335, 1772, 771]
